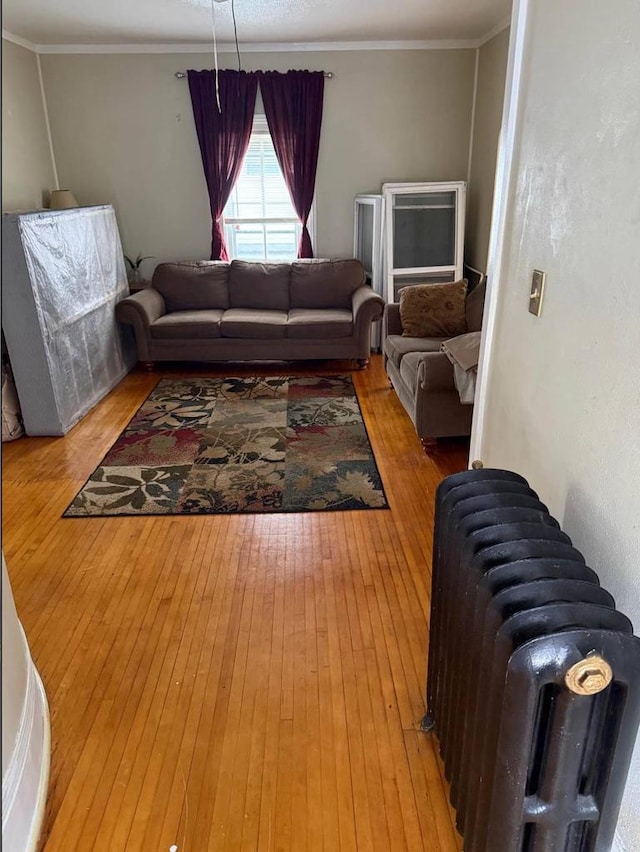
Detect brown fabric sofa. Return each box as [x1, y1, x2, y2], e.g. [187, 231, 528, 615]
[116, 258, 384, 368]
[382, 280, 486, 448]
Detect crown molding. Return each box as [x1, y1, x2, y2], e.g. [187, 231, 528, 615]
[35, 38, 478, 54]
[476, 14, 511, 47]
[2, 29, 38, 52]
[3, 19, 511, 56]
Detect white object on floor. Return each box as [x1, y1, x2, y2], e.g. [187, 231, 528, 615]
[2, 364, 24, 442]
[2, 555, 50, 852]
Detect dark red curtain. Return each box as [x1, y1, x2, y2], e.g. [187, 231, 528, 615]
[187, 69, 258, 260]
[259, 71, 324, 259]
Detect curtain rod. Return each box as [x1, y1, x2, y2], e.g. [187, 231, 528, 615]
[174, 70, 334, 79]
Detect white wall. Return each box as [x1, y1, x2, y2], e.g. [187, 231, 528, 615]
[465, 27, 510, 272]
[1, 39, 56, 212]
[476, 2, 640, 849]
[40, 49, 475, 265]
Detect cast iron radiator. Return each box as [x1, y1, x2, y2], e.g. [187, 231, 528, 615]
[422, 468, 640, 852]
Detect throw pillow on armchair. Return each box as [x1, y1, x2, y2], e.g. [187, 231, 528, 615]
[399, 280, 467, 338]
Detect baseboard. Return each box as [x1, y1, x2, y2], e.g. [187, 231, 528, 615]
[2, 628, 50, 852]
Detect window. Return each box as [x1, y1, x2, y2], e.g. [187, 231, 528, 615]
[223, 116, 303, 261]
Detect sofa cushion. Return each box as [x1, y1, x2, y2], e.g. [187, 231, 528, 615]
[399, 351, 425, 397]
[229, 260, 290, 311]
[286, 308, 353, 339]
[152, 262, 229, 311]
[384, 334, 443, 369]
[220, 309, 288, 339]
[399, 280, 467, 338]
[289, 259, 365, 310]
[150, 310, 224, 339]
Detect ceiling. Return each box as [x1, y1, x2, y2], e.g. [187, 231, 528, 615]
[2, 0, 511, 48]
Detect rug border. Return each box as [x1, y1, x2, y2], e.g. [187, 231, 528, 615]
[62, 375, 164, 518]
[347, 377, 390, 512]
[62, 374, 390, 518]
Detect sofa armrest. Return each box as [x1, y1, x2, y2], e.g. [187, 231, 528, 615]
[382, 303, 403, 338]
[352, 285, 384, 323]
[350, 286, 384, 361]
[417, 351, 457, 392]
[115, 288, 166, 362]
[116, 288, 166, 326]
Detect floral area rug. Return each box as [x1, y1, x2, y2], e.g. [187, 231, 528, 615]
[64, 376, 389, 516]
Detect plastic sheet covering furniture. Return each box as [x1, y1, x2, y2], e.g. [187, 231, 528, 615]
[1, 205, 136, 436]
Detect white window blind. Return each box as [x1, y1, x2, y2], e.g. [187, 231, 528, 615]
[223, 116, 302, 262]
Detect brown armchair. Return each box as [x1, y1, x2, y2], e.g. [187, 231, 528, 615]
[382, 279, 486, 451]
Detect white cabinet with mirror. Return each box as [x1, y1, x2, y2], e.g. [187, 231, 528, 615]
[353, 194, 384, 348]
[353, 181, 466, 347]
[382, 181, 466, 303]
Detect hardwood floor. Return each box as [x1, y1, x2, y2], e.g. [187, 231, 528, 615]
[2, 355, 468, 852]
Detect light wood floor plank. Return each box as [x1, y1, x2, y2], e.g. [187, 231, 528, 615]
[2, 355, 468, 851]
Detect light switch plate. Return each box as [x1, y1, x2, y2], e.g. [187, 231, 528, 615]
[529, 269, 546, 316]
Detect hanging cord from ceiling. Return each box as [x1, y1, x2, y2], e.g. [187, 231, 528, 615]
[209, 0, 241, 108]
[210, 0, 221, 111]
[231, 0, 242, 72]
[179, 1, 334, 85]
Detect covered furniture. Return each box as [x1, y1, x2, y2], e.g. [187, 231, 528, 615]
[382, 279, 485, 449]
[116, 258, 384, 368]
[2, 205, 135, 436]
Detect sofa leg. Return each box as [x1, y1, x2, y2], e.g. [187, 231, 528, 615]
[421, 437, 438, 455]
[357, 358, 370, 370]
[141, 360, 155, 372]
